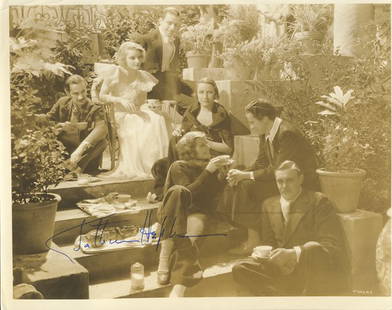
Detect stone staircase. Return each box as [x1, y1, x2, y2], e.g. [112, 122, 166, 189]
[18, 154, 384, 298]
[48, 177, 244, 298]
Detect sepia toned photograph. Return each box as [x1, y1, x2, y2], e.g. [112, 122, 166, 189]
[3, 1, 391, 305]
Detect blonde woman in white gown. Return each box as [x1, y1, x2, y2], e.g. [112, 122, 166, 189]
[99, 42, 169, 179]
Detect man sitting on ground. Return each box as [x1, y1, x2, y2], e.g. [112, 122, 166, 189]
[46, 74, 108, 175]
[231, 160, 349, 296]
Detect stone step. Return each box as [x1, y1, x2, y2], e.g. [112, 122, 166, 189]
[49, 177, 154, 209]
[89, 254, 241, 298]
[186, 254, 239, 297]
[89, 270, 170, 298]
[59, 241, 160, 283]
[54, 200, 160, 245]
[13, 243, 89, 299]
[56, 220, 241, 283]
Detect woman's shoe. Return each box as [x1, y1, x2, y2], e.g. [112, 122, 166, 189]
[157, 271, 170, 285]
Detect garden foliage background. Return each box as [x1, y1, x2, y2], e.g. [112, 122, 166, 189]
[9, 5, 391, 213]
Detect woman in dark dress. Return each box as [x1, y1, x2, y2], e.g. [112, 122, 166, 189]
[156, 131, 230, 297]
[149, 78, 233, 202]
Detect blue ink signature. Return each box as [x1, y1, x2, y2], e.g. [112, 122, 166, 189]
[45, 209, 228, 263]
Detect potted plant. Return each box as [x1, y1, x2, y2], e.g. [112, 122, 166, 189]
[314, 86, 373, 213]
[180, 22, 214, 69]
[221, 35, 288, 81]
[219, 45, 253, 81]
[213, 5, 261, 78]
[11, 33, 70, 254]
[290, 4, 332, 55]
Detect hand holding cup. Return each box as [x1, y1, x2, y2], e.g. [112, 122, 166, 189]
[206, 155, 233, 173]
[251, 245, 273, 260]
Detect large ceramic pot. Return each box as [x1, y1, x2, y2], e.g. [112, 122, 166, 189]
[186, 52, 210, 69]
[316, 168, 366, 213]
[12, 193, 61, 254]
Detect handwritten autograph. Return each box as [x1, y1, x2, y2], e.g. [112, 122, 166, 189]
[45, 209, 228, 263]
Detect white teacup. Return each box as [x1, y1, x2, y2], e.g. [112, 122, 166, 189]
[252, 245, 273, 259]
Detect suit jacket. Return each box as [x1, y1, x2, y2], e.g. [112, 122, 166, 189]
[252, 119, 319, 190]
[132, 29, 194, 101]
[132, 29, 180, 74]
[261, 190, 350, 295]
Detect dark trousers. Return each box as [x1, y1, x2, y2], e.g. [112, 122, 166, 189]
[232, 257, 305, 296]
[218, 179, 279, 230]
[232, 254, 350, 296]
[62, 138, 107, 174]
[151, 136, 180, 200]
[157, 185, 206, 287]
[148, 71, 178, 101]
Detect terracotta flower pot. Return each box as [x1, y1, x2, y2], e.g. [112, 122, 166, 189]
[316, 168, 366, 213]
[186, 52, 210, 69]
[12, 193, 61, 254]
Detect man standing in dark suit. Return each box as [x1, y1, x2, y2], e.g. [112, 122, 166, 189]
[132, 7, 193, 103]
[219, 99, 319, 255]
[231, 160, 349, 296]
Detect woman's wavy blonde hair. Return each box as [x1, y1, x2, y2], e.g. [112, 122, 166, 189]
[176, 131, 207, 161]
[115, 41, 146, 69]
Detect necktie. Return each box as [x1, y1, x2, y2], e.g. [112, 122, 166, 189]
[282, 201, 290, 225]
[162, 38, 175, 72]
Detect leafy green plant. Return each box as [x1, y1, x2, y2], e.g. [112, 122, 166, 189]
[288, 4, 332, 54]
[314, 86, 375, 171]
[257, 10, 390, 212]
[180, 22, 214, 55]
[290, 4, 332, 35]
[11, 26, 69, 204]
[101, 6, 161, 58]
[54, 24, 94, 74]
[316, 18, 390, 212]
[213, 4, 260, 50]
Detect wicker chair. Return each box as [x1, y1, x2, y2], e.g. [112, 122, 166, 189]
[91, 77, 119, 170]
[101, 101, 120, 170]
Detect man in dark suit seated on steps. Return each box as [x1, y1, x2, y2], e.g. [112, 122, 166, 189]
[231, 160, 350, 296]
[45, 74, 108, 176]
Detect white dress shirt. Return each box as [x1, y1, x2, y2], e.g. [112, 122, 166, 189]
[250, 117, 283, 181]
[265, 116, 282, 160]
